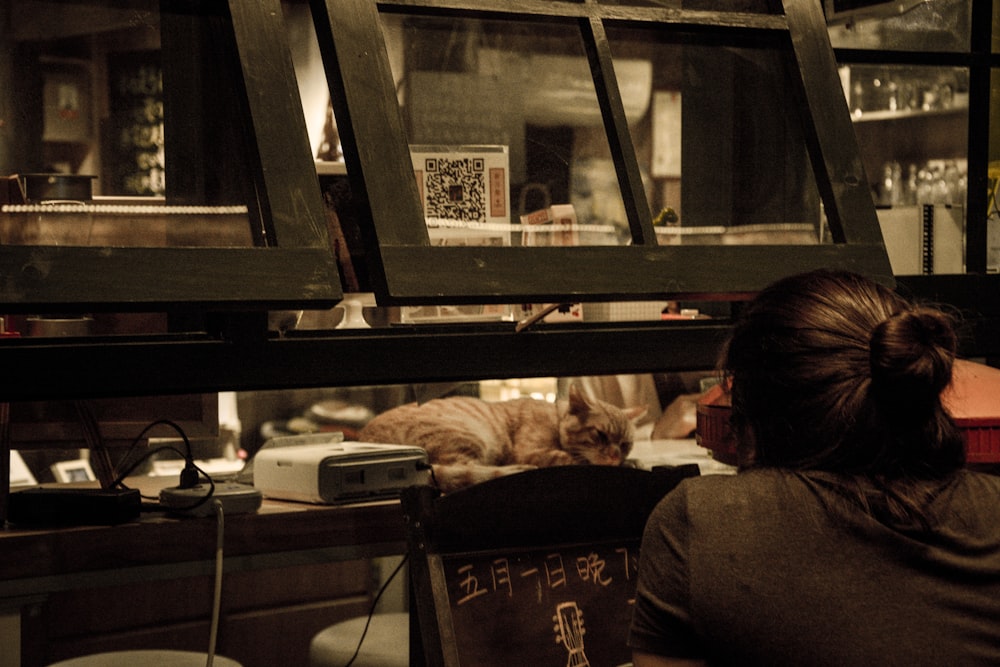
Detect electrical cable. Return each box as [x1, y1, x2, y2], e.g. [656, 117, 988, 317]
[206, 499, 225, 667]
[73, 400, 116, 488]
[116, 420, 227, 666]
[109, 418, 194, 486]
[106, 419, 217, 513]
[340, 554, 410, 667]
[44, 413, 229, 665]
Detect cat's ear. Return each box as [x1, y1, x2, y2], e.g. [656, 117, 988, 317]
[624, 405, 648, 423]
[566, 383, 593, 415]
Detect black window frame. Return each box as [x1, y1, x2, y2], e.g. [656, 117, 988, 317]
[310, 0, 894, 306]
[0, 0, 341, 314]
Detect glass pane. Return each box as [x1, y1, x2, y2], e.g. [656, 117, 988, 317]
[841, 63, 969, 274]
[995, 0, 1000, 53]
[378, 13, 631, 247]
[1, 0, 337, 336]
[0, 0, 257, 249]
[605, 25, 824, 246]
[989, 68, 1000, 272]
[826, 0, 971, 52]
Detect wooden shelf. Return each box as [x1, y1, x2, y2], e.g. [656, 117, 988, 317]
[851, 104, 968, 124]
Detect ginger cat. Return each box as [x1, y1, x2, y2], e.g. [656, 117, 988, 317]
[358, 384, 645, 493]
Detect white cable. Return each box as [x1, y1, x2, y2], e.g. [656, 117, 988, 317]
[1, 203, 248, 215]
[424, 216, 619, 234]
[207, 499, 225, 667]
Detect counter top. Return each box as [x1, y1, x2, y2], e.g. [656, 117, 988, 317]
[0, 448, 729, 593]
[0, 478, 406, 593]
[629, 438, 737, 476]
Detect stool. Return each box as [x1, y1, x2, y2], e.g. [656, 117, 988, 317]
[47, 650, 242, 667]
[309, 612, 409, 667]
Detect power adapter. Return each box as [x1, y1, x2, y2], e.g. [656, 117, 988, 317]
[178, 464, 200, 489]
[7, 487, 141, 526]
[159, 482, 262, 518]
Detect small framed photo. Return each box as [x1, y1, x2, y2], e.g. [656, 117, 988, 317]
[51, 458, 96, 483]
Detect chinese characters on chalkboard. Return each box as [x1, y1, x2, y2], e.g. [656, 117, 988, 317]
[441, 543, 638, 666]
[455, 547, 630, 605]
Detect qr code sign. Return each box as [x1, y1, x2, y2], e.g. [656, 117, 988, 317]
[422, 156, 487, 222]
[411, 145, 510, 239]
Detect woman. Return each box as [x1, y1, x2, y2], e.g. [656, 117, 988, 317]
[629, 269, 1000, 666]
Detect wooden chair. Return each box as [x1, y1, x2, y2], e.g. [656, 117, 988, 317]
[401, 464, 699, 667]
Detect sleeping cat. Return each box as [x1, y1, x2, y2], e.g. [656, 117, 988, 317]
[357, 384, 645, 493]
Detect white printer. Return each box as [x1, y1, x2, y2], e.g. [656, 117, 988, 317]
[252, 433, 431, 504]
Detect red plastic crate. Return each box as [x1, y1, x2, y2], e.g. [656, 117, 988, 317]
[695, 359, 1000, 466]
[943, 359, 1000, 463]
[695, 382, 737, 466]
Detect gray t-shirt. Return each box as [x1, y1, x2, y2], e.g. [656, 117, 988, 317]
[629, 468, 1000, 666]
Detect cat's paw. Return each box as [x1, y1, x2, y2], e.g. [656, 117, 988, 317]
[494, 464, 537, 478]
[525, 450, 575, 467]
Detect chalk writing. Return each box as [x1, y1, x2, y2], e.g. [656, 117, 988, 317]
[449, 545, 633, 607]
[576, 552, 613, 587]
[520, 551, 569, 602]
[492, 557, 513, 598]
[441, 540, 641, 666]
[546, 552, 568, 590]
[456, 564, 488, 605]
[616, 547, 633, 580]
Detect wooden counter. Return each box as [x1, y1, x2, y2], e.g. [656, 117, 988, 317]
[1, 496, 406, 588]
[0, 483, 408, 667]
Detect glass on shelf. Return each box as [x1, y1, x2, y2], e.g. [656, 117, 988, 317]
[842, 65, 969, 120]
[874, 159, 967, 207]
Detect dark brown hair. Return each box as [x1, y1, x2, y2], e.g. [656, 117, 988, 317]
[722, 269, 964, 480]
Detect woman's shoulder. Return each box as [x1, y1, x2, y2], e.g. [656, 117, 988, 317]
[680, 467, 1000, 493]
[956, 468, 1000, 488]
[944, 469, 1000, 506]
[664, 468, 1000, 527]
[657, 468, 807, 516]
[674, 467, 793, 493]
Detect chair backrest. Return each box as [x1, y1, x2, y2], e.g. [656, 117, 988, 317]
[401, 464, 699, 667]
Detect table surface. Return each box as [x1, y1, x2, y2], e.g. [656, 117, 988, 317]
[0, 440, 730, 590]
[0, 475, 406, 590]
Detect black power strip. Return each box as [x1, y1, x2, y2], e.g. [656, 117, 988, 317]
[7, 487, 141, 526]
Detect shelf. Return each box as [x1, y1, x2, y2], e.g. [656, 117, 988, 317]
[851, 104, 968, 124]
[2, 283, 998, 403]
[0, 320, 733, 401]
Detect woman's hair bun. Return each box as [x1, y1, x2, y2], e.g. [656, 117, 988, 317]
[869, 308, 956, 408]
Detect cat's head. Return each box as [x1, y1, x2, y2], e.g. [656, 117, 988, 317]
[558, 384, 646, 466]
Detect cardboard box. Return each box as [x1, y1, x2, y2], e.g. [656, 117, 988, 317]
[520, 203, 579, 246]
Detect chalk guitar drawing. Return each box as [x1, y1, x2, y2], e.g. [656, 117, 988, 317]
[554, 601, 590, 667]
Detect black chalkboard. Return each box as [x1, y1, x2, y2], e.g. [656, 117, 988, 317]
[403, 464, 699, 667]
[437, 540, 638, 667]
